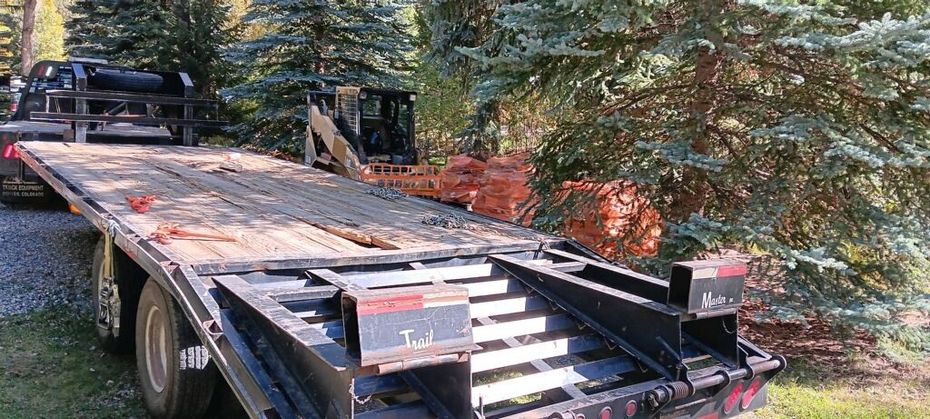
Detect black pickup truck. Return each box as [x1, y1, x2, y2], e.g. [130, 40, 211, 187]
[0, 58, 223, 203]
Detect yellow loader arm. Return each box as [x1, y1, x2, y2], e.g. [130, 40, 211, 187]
[306, 102, 363, 180]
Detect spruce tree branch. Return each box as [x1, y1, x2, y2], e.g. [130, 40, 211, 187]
[858, 123, 901, 154]
[600, 84, 690, 115]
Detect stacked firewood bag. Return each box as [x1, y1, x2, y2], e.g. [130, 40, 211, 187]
[439, 155, 487, 205]
[442, 152, 661, 258]
[472, 153, 535, 225]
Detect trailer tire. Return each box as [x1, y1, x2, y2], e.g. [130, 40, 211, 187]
[88, 69, 166, 93]
[92, 237, 144, 353]
[136, 280, 217, 419]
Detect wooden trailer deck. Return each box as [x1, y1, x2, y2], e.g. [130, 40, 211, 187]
[16, 142, 556, 267]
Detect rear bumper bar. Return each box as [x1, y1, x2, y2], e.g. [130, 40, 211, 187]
[513, 351, 785, 419]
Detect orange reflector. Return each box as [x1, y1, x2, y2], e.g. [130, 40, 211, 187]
[68, 203, 81, 215]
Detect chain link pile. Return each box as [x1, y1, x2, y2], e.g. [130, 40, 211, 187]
[366, 187, 407, 201]
[421, 213, 472, 229]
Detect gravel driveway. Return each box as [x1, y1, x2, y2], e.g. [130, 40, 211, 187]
[0, 203, 100, 317]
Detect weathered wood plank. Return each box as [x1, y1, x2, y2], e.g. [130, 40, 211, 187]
[17, 142, 561, 266]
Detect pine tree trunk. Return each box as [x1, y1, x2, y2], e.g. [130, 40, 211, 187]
[20, 0, 37, 75]
[666, 3, 726, 224]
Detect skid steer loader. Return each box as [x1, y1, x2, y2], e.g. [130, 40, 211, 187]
[305, 87, 442, 198]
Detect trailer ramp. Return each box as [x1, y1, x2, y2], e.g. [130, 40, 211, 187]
[212, 250, 784, 419]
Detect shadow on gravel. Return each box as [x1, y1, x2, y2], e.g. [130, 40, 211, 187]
[0, 204, 98, 317]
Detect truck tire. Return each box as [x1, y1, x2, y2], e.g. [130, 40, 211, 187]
[136, 280, 217, 419]
[92, 237, 144, 353]
[88, 69, 166, 93]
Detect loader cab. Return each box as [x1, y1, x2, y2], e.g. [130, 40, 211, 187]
[358, 88, 416, 164]
[331, 86, 417, 165]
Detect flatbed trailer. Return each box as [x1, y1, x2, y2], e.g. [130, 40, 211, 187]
[14, 141, 784, 419]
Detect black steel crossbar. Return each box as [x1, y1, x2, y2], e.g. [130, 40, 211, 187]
[44, 89, 219, 106]
[29, 112, 228, 128]
[489, 254, 688, 382]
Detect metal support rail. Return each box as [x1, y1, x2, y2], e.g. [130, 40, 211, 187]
[33, 64, 225, 145]
[43, 89, 219, 106]
[28, 112, 227, 128]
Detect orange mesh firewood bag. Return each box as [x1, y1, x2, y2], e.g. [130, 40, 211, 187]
[561, 180, 662, 258]
[472, 153, 536, 226]
[440, 154, 487, 204]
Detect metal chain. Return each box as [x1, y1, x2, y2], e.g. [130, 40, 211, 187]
[366, 187, 407, 201]
[421, 212, 472, 230]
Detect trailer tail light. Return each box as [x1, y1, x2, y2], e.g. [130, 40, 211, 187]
[723, 382, 744, 414]
[2, 143, 19, 159]
[740, 378, 762, 410]
[599, 406, 612, 419]
[624, 400, 637, 417]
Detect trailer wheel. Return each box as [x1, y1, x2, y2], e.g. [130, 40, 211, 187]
[92, 237, 144, 353]
[88, 69, 167, 93]
[136, 280, 217, 419]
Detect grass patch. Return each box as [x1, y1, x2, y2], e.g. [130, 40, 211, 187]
[752, 359, 930, 419]
[0, 308, 145, 418]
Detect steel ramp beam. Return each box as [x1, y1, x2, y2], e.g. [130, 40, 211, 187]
[489, 254, 687, 382]
[308, 269, 475, 419]
[214, 275, 358, 417]
[544, 249, 669, 302]
[543, 249, 743, 368]
[214, 275, 353, 418]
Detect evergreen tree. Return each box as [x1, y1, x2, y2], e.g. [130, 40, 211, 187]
[421, 0, 500, 78]
[224, 0, 412, 152]
[420, 0, 508, 155]
[466, 1, 930, 349]
[34, 0, 64, 62]
[65, 1, 114, 60]
[66, 0, 232, 96]
[172, 0, 233, 95]
[0, 3, 19, 75]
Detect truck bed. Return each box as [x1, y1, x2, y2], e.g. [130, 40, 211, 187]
[18, 142, 555, 266]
